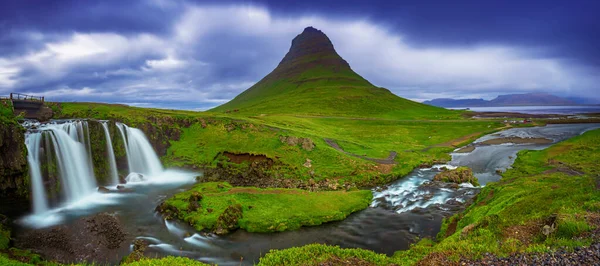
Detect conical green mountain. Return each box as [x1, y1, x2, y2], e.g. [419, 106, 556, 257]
[211, 27, 450, 119]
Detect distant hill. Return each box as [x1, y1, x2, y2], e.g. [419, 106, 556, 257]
[423, 93, 579, 108]
[211, 27, 450, 119]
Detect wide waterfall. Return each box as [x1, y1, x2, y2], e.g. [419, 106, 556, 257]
[101, 121, 119, 185]
[23, 120, 163, 216]
[116, 122, 163, 178]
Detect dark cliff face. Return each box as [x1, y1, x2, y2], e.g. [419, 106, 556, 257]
[0, 122, 30, 215]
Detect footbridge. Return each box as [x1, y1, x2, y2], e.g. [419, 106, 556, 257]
[1, 93, 51, 120]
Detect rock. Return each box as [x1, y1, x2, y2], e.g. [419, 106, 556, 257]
[121, 239, 148, 264]
[434, 167, 480, 186]
[98, 186, 110, 193]
[116, 185, 125, 190]
[188, 192, 203, 212]
[303, 158, 312, 168]
[300, 138, 315, 151]
[542, 224, 556, 237]
[461, 223, 477, 239]
[214, 204, 243, 235]
[279, 136, 315, 151]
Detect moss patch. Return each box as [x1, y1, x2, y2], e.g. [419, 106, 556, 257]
[433, 166, 480, 186]
[258, 244, 394, 266]
[158, 182, 372, 233]
[121, 256, 210, 266]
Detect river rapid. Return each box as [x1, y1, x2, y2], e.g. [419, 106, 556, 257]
[12, 123, 600, 265]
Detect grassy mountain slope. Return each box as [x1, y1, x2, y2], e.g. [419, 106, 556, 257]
[211, 27, 453, 119]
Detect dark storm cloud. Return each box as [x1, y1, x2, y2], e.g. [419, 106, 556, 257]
[0, 0, 598, 108]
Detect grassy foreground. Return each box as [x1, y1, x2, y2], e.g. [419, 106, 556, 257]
[159, 182, 372, 233]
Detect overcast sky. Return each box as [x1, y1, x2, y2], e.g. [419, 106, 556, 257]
[1, 0, 598, 109]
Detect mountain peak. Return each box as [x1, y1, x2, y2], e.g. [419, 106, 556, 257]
[211, 27, 444, 118]
[278, 26, 349, 69]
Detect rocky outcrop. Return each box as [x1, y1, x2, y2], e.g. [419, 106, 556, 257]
[214, 204, 243, 235]
[279, 135, 315, 151]
[434, 167, 480, 186]
[0, 121, 29, 206]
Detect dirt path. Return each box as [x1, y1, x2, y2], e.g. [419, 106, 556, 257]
[323, 138, 397, 164]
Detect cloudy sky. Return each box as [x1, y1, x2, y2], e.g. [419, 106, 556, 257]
[1, 0, 598, 109]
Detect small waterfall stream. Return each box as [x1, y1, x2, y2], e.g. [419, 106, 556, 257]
[25, 133, 48, 214]
[116, 123, 163, 178]
[101, 121, 119, 185]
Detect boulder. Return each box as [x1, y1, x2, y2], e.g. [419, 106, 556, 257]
[214, 204, 243, 235]
[98, 186, 110, 193]
[433, 167, 480, 186]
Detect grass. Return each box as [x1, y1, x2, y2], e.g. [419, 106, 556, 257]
[55, 102, 503, 187]
[390, 128, 600, 263]
[121, 256, 209, 266]
[257, 243, 395, 265]
[1, 100, 16, 125]
[160, 182, 372, 233]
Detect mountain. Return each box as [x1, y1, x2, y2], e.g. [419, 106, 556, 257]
[422, 98, 488, 108]
[423, 93, 578, 108]
[211, 27, 449, 119]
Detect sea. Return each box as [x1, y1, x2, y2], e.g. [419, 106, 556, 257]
[448, 105, 600, 115]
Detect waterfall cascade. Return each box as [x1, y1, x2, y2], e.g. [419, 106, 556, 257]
[23, 120, 163, 214]
[116, 123, 163, 178]
[101, 121, 119, 185]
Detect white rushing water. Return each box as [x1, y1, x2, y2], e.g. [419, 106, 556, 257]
[46, 124, 97, 202]
[116, 122, 163, 178]
[101, 121, 119, 185]
[25, 133, 48, 214]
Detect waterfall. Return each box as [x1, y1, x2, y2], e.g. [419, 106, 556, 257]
[61, 121, 96, 181]
[25, 133, 48, 214]
[46, 126, 97, 201]
[101, 122, 119, 185]
[24, 120, 164, 214]
[23, 121, 97, 209]
[116, 123, 163, 176]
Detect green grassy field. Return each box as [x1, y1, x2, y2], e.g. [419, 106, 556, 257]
[159, 182, 372, 233]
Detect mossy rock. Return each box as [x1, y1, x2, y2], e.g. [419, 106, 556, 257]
[434, 166, 480, 186]
[214, 204, 243, 235]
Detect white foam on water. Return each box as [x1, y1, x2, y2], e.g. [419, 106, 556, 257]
[135, 236, 163, 244]
[19, 191, 126, 228]
[184, 234, 213, 248]
[165, 219, 188, 238]
[148, 243, 182, 254]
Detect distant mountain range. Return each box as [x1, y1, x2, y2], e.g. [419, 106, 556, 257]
[422, 93, 594, 108]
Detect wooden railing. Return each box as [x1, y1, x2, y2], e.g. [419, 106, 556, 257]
[9, 93, 44, 103]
